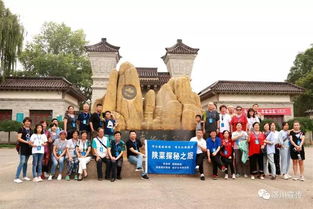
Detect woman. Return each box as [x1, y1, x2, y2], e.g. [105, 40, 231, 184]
[29, 124, 47, 182]
[248, 122, 265, 180]
[247, 108, 260, 132]
[14, 117, 33, 184]
[76, 131, 92, 181]
[64, 105, 78, 139]
[289, 121, 305, 181]
[264, 122, 279, 180]
[278, 122, 291, 180]
[220, 130, 235, 179]
[40, 120, 51, 179]
[65, 130, 79, 181]
[231, 122, 249, 178]
[48, 131, 67, 181]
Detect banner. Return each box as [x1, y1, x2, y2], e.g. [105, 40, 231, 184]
[244, 108, 292, 116]
[145, 140, 197, 175]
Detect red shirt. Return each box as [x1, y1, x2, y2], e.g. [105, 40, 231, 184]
[231, 114, 248, 132]
[248, 132, 265, 156]
[220, 139, 233, 158]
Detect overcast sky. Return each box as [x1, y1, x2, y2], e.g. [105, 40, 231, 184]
[4, 0, 313, 92]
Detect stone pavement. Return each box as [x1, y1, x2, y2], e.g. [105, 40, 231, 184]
[0, 148, 312, 209]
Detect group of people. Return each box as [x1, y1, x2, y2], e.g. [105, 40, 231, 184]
[191, 102, 306, 181]
[13, 102, 306, 183]
[14, 103, 149, 183]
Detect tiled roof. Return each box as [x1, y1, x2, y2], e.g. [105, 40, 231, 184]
[198, 80, 305, 99]
[162, 39, 199, 60]
[85, 38, 121, 60]
[0, 76, 86, 101]
[136, 67, 171, 87]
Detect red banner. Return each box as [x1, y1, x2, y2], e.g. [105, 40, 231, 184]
[244, 108, 292, 116]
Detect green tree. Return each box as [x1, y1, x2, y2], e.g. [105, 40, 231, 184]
[287, 46, 313, 116]
[18, 22, 91, 101]
[0, 0, 24, 79]
[0, 120, 22, 144]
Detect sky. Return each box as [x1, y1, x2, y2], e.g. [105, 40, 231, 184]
[3, 0, 313, 93]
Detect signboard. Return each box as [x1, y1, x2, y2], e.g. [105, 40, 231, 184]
[145, 140, 197, 175]
[244, 108, 291, 116]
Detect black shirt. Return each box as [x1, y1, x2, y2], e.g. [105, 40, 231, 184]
[77, 112, 91, 132]
[64, 113, 78, 131]
[126, 139, 142, 158]
[290, 130, 305, 148]
[17, 127, 33, 156]
[90, 112, 103, 131]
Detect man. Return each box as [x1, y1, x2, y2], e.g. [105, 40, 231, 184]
[202, 102, 220, 138]
[77, 103, 91, 138]
[126, 130, 149, 179]
[219, 105, 231, 137]
[92, 128, 111, 181]
[107, 131, 125, 182]
[230, 106, 248, 132]
[252, 104, 263, 122]
[206, 130, 227, 180]
[190, 130, 207, 180]
[103, 111, 116, 143]
[195, 115, 204, 133]
[90, 104, 104, 138]
[14, 117, 33, 183]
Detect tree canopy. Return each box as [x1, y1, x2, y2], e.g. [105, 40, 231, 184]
[287, 46, 313, 116]
[0, 0, 24, 79]
[18, 22, 92, 102]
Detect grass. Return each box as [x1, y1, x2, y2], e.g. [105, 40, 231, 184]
[0, 144, 15, 148]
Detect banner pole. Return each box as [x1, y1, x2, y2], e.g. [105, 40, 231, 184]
[145, 139, 148, 174]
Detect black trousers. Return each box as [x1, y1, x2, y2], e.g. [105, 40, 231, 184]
[96, 157, 111, 179]
[249, 153, 264, 175]
[196, 153, 205, 174]
[221, 156, 234, 175]
[111, 158, 123, 179]
[210, 154, 224, 175]
[274, 147, 280, 175]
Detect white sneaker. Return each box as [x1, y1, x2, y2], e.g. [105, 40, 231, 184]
[57, 174, 62, 181]
[292, 176, 299, 181]
[251, 176, 255, 180]
[14, 179, 23, 183]
[195, 165, 199, 171]
[32, 177, 38, 182]
[232, 174, 236, 179]
[260, 176, 265, 180]
[287, 174, 292, 178]
[48, 175, 53, 181]
[244, 174, 248, 178]
[23, 177, 31, 181]
[44, 172, 49, 178]
[300, 176, 305, 181]
[37, 177, 43, 182]
[283, 174, 289, 180]
[224, 174, 228, 179]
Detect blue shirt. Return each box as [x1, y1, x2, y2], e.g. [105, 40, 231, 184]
[206, 137, 221, 153]
[104, 119, 115, 135]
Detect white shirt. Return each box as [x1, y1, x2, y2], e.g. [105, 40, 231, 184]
[190, 137, 207, 154]
[92, 136, 109, 158]
[30, 134, 47, 154]
[219, 113, 231, 132]
[247, 117, 260, 131]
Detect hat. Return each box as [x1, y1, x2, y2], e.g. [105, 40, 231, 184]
[59, 130, 67, 136]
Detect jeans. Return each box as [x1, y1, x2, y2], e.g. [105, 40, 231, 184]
[280, 147, 290, 175]
[78, 156, 92, 174]
[32, 153, 44, 178]
[249, 153, 264, 175]
[96, 157, 111, 179]
[196, 153, 205, 174]
[50, 154, 65, 175]
[15, 154, 30, 179]
[266, 153, 276, 177]
[221, 156, 235, 175]
[128, 155, 146, 176]
[111, 158, 123, 179]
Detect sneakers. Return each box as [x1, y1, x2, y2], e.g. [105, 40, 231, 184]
[48, 175, 53, 181]
[200, 174, 205, 181]
[213, 175, 218, 180]
[65, 175, 70, 181]
[33, 177, 38, 182]
[271, 176, 276, 180]
[37, 177, 43, 182]
[135, 168, 143, 172]
[244, 174, 248, 178]
[292, 176, 299, 181]
[14, 179, 23, 183]
[251, 175, 255, 180]
[221, 166, 227, 172]
[195, 165, 199, 171]
[232, 174, 236, 179]
[57, 174, 62, 181]
[117, 176, 122, 180]
[141, 174, 149, 180]
[283, 174, 289, 180]
[260, 175, 265, 180]
[224, 174, 228, 179]
[300, 176, 305, 181]
[23, 177, 31, 181]
[236, 174, 240, 178]
[44, 172, 49, 178]
[74, 175, 78, 180]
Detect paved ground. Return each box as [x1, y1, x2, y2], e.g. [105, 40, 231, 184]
[0, 148, 312, 209]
